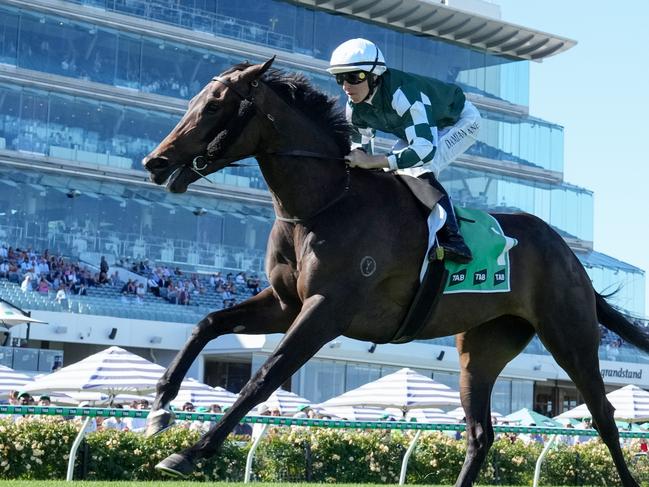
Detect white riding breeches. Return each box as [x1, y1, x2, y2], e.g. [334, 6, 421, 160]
[396, 100, 481, 178]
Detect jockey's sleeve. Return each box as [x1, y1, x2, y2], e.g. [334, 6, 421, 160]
[386, 86, 437, 170]
[351, 127, 375, 153]
[347, 103, 375, 153]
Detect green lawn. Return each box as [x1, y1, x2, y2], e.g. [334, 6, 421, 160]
[0, 483, 453, 487]
[0, 483, 568, 487]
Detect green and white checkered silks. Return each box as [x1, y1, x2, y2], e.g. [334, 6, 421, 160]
[387, 88, 438, 170]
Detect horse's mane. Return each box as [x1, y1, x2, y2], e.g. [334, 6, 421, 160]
[223, 63, 353, 156]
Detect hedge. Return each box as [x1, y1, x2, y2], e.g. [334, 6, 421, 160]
[2, 417, 649, 485]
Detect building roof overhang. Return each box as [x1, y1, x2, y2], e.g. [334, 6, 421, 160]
[286, 0, 576, 61]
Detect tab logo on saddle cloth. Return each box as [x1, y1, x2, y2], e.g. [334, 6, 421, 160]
[443, 208, 517, 294]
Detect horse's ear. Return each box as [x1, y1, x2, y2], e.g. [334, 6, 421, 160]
[246, 56, 275, 80]
[259, 56, 275, 76]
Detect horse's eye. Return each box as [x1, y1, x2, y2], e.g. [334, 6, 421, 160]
[205, 102, 219, 113]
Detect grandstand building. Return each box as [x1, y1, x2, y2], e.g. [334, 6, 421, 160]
[0, 0, 645, 416]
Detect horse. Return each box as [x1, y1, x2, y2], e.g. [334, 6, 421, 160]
[142, 57, 649, 486]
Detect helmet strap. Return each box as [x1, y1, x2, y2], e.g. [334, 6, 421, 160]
[360, 74, 380, 103]
[359, 45, 383, 103]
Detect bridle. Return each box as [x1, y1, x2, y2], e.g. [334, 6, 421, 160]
[186, 74, 351, 224]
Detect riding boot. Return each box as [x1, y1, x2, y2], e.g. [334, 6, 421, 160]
[418, 173, 472, 264]
[435, 195, 472, 263]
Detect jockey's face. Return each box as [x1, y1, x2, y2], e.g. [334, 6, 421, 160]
[343, 79, 370, 103]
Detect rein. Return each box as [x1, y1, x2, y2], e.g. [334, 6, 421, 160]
[188, 75, 351, 224]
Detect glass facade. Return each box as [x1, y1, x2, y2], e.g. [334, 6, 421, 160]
[0, 4, 560, 174]
[586, 264, 645, 318]
[441, 167, 594, 243]
[0, 82, 266, 189]
[0, 0, 644, 410]
[60, 0, 529, 104]
[0, 165, 272, 272]
[473, 113, 564, 173]
[0, 78, 589, 247]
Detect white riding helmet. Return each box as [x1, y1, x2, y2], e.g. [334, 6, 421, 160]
[327, 38, 387, 76]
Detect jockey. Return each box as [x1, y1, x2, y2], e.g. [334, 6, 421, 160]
[328, 38, 481, 263]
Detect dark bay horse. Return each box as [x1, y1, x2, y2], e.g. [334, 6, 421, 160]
[142, 58, 649, 486]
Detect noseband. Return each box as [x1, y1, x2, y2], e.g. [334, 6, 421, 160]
[188, 74, 350, 224]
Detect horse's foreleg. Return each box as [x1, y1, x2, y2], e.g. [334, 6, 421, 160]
[155, 293, 348, 477]
[150, 287, 297, 415]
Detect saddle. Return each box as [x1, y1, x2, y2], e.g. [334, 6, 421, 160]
[388, 175, 517, 344]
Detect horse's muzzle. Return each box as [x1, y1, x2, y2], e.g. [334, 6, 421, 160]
[142, 155, 175, 185]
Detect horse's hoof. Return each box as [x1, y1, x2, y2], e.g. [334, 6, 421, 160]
[145, 408, 175, 437]
[155, 453, 194, 478]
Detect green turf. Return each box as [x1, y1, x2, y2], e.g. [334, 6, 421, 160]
[0, 482, 561, 487]
[0, 483, 452, 487]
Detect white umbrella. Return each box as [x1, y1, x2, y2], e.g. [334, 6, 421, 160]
[257, 388, 311, 415]
[171, 378, 238, 408]
[447, 406, 503, 423]
[0, 364, 33, 399]
[397, 407, 458, 424]
[317, 404, 388, 421]
[19, 346, 170, 481]
[556, 384, 649, 422]
[39, 391, 153, 406]
[0, 299, 47, 327]
[321, 368, 461, 414]
[21, 346, 164, 397]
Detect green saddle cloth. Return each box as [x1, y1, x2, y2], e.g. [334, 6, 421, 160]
[443, 207, 518, 294]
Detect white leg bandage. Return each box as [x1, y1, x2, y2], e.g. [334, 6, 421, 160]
[420, 203, 447, 282]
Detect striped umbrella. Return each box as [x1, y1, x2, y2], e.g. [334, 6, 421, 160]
[317, 404, 388, 421]
[170, 378, 238, 408]
[257, 388, 312, 415]
[397, 407, 458, 423]
[21, 346, 164, 397]
[321, 368, 461, 414]
[556, 384, 649, 422]
[0, 365, 33, 399]
[447, 406, 503, 423]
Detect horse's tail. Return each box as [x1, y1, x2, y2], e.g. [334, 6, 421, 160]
[596, 292, 649, 353]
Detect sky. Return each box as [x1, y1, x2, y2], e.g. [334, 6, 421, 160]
[494, 0, 649, 316]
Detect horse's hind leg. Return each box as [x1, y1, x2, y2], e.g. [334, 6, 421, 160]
[454, 316, 535, 487]
[538, 310, 640, 487]
[147, 287, 298, 433]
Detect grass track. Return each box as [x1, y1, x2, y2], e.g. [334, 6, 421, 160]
[0, 483, 457, 487]
[0, 483, 557, 487]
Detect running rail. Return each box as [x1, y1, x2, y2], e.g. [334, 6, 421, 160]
[3, 405, 647, 485]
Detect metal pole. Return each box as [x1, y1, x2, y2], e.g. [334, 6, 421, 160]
[244, 423, 269, 483]
[399, 429, 422, 485]
[533, 434, 558, 487]
[66, 416, 92, 481]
